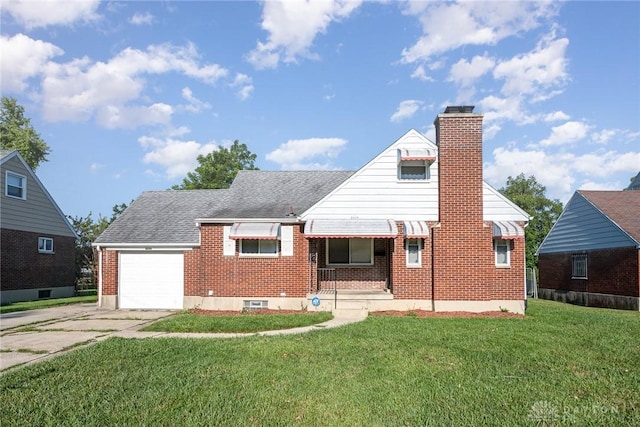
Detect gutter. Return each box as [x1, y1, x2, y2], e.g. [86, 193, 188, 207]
[195, 217, 303, 225]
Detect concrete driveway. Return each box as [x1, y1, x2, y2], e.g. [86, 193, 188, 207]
[0, 304, 175, 372]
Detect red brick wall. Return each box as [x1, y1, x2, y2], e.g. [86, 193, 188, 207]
[491, 237, 526, 300]
[391, 223, 432, 299]
[1, 229, 75, 290]
[191, 223, 310, 298]
[539, 248, 640, 297]
[101, 249, 118, 296]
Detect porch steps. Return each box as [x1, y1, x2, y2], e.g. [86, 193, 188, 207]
[312, 290, 393, 313]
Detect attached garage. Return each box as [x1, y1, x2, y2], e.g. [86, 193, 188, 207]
[119, 252, 184, 309]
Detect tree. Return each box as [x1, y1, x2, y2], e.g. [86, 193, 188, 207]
[499, 174, 563, 270]
[173, 140, 258, 190]
[69, 202, 129, 287]
[0, 96, 50, 170]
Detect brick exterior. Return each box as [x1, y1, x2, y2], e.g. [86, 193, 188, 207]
[390, 223, 432, 299]
[1, 229, 75, 291]
[539, 248, 640, 298]
[101, 249, 118, 296]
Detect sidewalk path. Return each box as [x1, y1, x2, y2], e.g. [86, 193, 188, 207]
[1, 305, 367, 372]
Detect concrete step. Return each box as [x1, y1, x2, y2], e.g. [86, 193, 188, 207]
[332, 308, 368, 320]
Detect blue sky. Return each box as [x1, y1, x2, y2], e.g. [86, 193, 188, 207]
[1, 0, 638, 219]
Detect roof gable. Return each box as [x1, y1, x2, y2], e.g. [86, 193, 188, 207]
[1, 150, 77, 238]
[579, 190, 640, 243]
[537, 190, 639, 254]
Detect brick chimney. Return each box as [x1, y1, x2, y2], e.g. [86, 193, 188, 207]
[432, 106, 492, 304]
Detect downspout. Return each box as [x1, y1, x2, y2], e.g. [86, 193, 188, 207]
[97, 246, 103, 309]
[430, 224, 438, 312]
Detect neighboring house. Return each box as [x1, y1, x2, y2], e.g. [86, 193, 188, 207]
[1, 150, 78, 304]
[95, 107, 530, 313]
[537, 190, 640, 310]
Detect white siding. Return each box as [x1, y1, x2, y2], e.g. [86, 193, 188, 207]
[0, 155, 76, 237]
[301, 129, 530, 223]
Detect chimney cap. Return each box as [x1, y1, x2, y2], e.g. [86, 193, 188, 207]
[444, 105, 474, 114]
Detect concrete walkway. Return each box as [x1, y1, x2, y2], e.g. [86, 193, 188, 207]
[0, 304, 367, 372]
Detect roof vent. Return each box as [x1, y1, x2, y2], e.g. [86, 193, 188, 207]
[444, 105, 474, 114]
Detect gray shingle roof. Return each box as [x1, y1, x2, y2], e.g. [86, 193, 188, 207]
[207, 170, 354, 218]
[95, 189, 226, 244]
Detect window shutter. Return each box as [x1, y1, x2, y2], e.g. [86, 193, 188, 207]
[281, 226, 294, 256]
[223, 226, 235, 256]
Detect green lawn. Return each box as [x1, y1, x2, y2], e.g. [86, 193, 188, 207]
[0, 295, 97, 314]
[142, 311, 334, 333]
[1, 300, 638, 426]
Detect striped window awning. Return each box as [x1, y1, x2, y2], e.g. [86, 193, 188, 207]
[403, 221, 430, 237]
[229, 222, 280, 240]
[304, 219, 398, 238]
[398, 148, 436, 161]
[493, 221, 525, 239]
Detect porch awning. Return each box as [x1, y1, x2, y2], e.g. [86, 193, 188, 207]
[398, 148, 436, 161]
[229, 222, 280, 240]
[493, 221, 525, 239]
[304, 219, 398, 238]
[403, 221, 430, 237]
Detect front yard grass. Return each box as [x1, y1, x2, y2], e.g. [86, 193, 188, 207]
[142, 311, 334, 333]
[0, 296, 97, 314]
[1, 299, 638, 426]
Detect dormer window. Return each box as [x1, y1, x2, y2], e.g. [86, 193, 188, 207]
[5, 171, 26, 199]
[397, 148, 435, 181]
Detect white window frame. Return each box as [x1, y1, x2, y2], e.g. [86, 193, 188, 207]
[326, 238, 374, 266]
[5, 171, 27, 200]
[494, 239, 510, 267]
[405, 238, 422, 267]
[398, 160, 429, 180]
[239, 239, 279, 257]
[572, 253, 588, 279]
[38, 237, 54, 253]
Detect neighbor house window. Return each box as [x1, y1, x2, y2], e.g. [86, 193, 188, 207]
[399, 160, 428, 180]
[406, 239, 422, 267]
[38, 237, 54, 253]
[494, 239, 510, 267]
[326, 238, 373, 265]
[572, 254, 587, 279]
[5, 171, 26, 199]
[239, 239, 278, 256]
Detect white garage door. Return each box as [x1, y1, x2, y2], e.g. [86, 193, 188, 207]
[119, 252, 184, 309]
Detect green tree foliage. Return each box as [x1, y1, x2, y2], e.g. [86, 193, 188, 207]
[69, 203, 129, 286]
[0, 96, 50, 170]
[499, 174, 563, 270]
[173, 140, 258, 190]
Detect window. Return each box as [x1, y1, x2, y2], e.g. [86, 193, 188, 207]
[399, 160, 428, 180]
[572, 254, 588, 279]
[327, 238, 373, 265]
[494, 239, 510, 267]
[240, 239, 278, 256]
[38, 237, 54, 253]
[406, 239, 422, 267]
[5, 171, 26, 199]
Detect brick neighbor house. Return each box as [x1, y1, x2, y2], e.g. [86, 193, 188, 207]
[537, 189, 640, 310]
[1, 150, 77, 304]
[94, 106, 530, 313]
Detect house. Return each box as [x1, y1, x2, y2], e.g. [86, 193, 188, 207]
[1, 150, 78, 304]
[537, 189, 640, 310]
[94, 106, 530, 313]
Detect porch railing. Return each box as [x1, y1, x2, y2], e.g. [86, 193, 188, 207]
[317, 268, 337, 309]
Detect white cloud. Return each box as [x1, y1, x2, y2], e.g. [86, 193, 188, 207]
[448, 55, 495, 87]
[400, 1, 558, 64]
[247, 0, 362, 69]
[0, 33, 64, 93]
[181, 87, 211, 113]
[130, 12, 154, 26]
[266, 137, 347, 169]
[40, 42, 227, 126]
[542, 111, 570, 122]
[484, 146, 640, 203]
[540, 121, 591, 147]
[390, 100, 423, 123]
[140, 136, 217, 179]
[410, 65, 434, 82]
[229, 73, 254, 100]
[2, 0, 100, 29]
[90, 162, 103, 174]
[493, 33, 569, 98]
